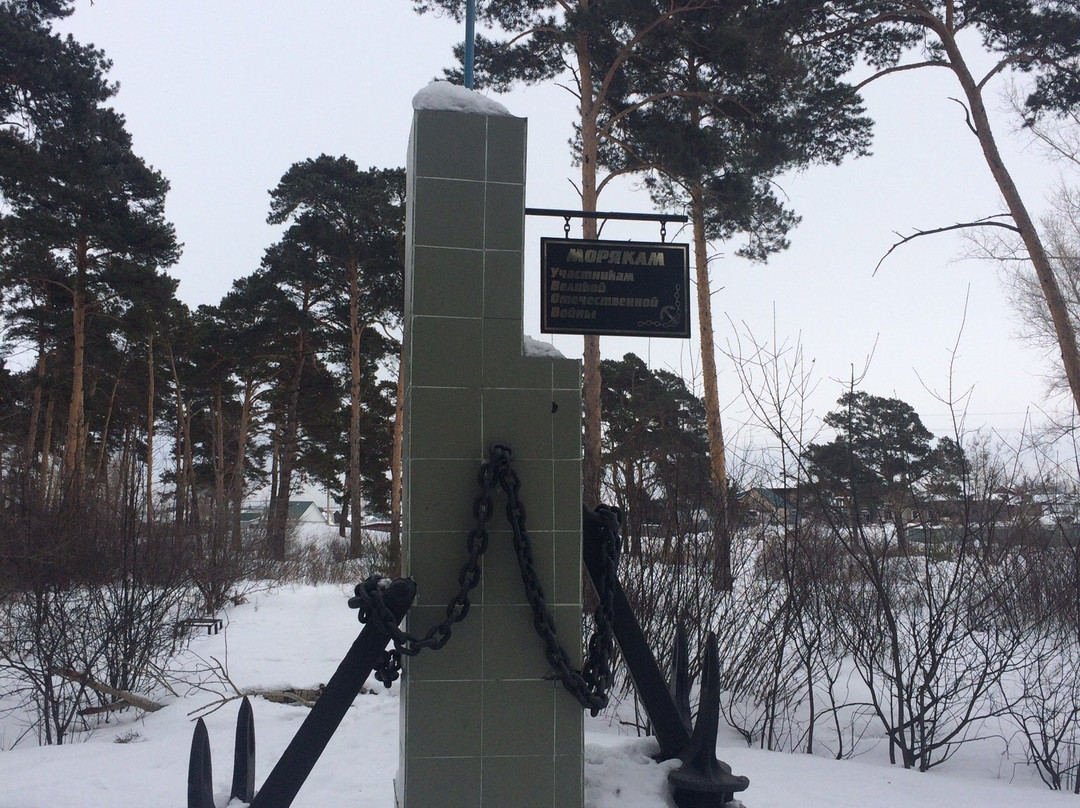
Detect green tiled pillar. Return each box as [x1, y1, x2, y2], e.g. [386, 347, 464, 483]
[397, 95, 584, 808]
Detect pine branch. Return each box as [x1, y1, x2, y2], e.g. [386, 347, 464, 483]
[976, 53, 1037, 92]
[851, 61, 950, 94]
[796, 10, 926, 48]
[594, 0, 713, 112]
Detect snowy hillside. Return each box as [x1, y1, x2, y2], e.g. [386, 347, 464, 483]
[0, 584, 1073, 808]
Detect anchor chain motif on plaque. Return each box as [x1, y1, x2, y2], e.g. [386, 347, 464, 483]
[636, 283, 685, 331]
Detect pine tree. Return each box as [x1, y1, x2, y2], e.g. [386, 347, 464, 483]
[0, 1, 179, 498]
[803, 391, 963, 548]
[603, 1, 872, 586]
[253, 236, 336, 559]
[600, 352, 710, 557]
[266, 157, 404, 560]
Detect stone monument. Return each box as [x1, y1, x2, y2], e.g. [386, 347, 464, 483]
[396, 82, 585, 808]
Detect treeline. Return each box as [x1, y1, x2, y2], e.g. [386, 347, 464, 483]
[607, 355, 1080, 789]
[0, 3, 406, 572]
[0, 3, 411, 745]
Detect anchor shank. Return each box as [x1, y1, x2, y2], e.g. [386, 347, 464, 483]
[582, 507, 690, 759]
[250, 579, 415, 807]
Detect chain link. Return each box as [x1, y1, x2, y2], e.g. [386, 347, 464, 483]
[350, 443, 621, 714]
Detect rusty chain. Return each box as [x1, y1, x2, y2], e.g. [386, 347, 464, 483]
[350, 443, 621, 713]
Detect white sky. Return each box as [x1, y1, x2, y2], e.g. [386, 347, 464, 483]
[53, 1, 1078, 463]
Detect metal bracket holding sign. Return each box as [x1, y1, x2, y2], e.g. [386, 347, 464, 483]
[541, 237, 691, 338]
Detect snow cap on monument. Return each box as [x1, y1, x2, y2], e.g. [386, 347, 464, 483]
[411, 80, 512, 116]
[524, 335, 565, 359]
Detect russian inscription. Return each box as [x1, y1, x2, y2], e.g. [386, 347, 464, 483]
[541, 238, 691, 338]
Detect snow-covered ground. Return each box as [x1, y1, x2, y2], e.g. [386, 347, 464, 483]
[0, 584, 1075, 808]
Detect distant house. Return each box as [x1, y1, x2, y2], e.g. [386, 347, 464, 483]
[742, 487, 800, 526]
[239, 500, 327, 526]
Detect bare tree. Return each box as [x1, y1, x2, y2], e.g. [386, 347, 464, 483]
[814, 2, 1080, 418]
[994, 184, 1080, 402]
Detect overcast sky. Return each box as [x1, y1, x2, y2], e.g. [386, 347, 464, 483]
[52, 1, 1079, 466]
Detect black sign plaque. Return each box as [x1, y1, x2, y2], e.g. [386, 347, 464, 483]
[541, 238, 691, 338]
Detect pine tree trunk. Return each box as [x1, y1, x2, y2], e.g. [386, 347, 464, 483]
[389, 340, 406, 577]
[63, 235, 89, 490]
[576, 30, 603, 509]
[183, 406, 197, 525]
[231, 377, 255, 551]
[690, 186, 732, 590]
[26, 339, 45, 466]
[175, 395, 184, 526]
[348, 256, 365, 558]
[172, 364, 186, 527]
[940, 29, 1080, 417]
[213, 383, 227, 539]
[268, 335, 306, 560]
[146, 336, 155, 528]
[41, 393, 55, 501]
[92, 363, 123, 495]
[25, 339, 46, 503]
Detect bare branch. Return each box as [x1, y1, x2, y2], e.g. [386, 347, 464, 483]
[50, 667, 164, 713]
[948, 97, 978, 136]
[874, 216, 1021, 275]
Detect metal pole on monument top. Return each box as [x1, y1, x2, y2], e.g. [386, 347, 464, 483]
[464, 0, 476, 88]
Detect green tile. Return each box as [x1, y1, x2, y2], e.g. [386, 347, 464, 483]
[413, 247, 484, 317]
[482, 754, 555, 808]
[521, 356, 557, 390]
[483, 605, 552, 681]
[407, 533, 483, 607]
[405, 679, 483, 757]
[481, 317, 524, 384]
[551, 533, 581, 606]
[478, 527, 528, 606]
[481, 326, 554, 392]
[554, 697, 583, 754]
[413, 177, 485, 249]
[414, 109, 487, 182]
[508, 528, 554, 606]
[552, 460, 582, 531]
[510, 458, 554, 531]
[482, 389, 553, 460]
[527, 529, 561, 604]
[404, 756, 482, 808]
[553, 357, 582, 391]
[406, 603, 483, 682]
[552, 604, 583, 668]
[408, 458, 485, 533]
[410, 316, 482, 389]
[482, 680, 556, 756]
[401, 458, 413, 538]
[410, 386, 482, 459]
[486, 116, 527, 184]
[552, 396, 582, 460]
[554, 753, 584, 807]
[484, 183, 525, 251]
[483, 250, 524, 320]
[404, 250, 415, 317]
